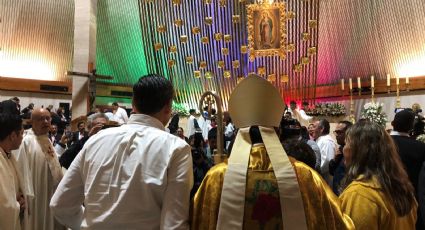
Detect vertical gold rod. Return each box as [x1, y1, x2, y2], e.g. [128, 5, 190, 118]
[350, 89, 355, 123]
[396, 85, 401, 108]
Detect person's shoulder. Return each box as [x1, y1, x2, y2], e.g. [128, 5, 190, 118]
[204, 162, 227, 179]
[140, 126, 190, 150]
[291, 159, 324, 184]
[340, 179, 382, 203]
[393, 135, 425, 149]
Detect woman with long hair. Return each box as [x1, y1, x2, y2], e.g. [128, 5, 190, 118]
[340, 121, 417, 229]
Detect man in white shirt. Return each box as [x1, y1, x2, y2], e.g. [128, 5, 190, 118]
[312, 119, 336, 186]
[186, 109, 197, 138]
[50, 74, 194, 229]
[111, 102, 129, 125]
[197, 107, 211, 142]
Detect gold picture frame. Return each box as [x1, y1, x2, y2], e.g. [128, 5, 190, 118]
[247, 2, 286, 60]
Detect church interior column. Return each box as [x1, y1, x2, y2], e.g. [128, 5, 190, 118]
[72, 0, 97, 118]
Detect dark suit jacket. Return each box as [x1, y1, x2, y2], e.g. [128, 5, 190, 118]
[392, 135, 425, 192]
[70, 131, 88, 145]
[418, 162, 425, 229]
[392, 135, 425, 230]
[60, 136, 90, 169]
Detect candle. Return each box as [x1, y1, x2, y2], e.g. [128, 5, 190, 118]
[406, 76, 409, 84]
[357, 77, 361, 89]
[349, 78, 352, 90]
[386, 74, 390, 86]
[396, 76, 399, 85]
[341, 79, 345, 90]
[371, 75, 374, 88]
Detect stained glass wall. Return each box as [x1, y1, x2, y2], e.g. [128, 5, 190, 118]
[96, 0, 320, 110]
[96, 0, 149, 85]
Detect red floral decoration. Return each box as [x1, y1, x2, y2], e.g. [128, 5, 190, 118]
[251, 193, 281, 225]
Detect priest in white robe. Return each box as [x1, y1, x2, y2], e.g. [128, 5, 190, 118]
[0, 114, 32, 230]
[289, 101, 312, 127]
[15, 108, 64, 230]
[50, 74, 193, 229]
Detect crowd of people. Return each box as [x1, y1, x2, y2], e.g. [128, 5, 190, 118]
[0, 73, 425, 229]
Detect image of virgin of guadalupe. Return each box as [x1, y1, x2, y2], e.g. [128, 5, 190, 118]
[259, 11, 273, 49]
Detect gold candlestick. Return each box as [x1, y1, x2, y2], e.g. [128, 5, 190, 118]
[396, 84, 401, 109]
[350, 89, 355, 123]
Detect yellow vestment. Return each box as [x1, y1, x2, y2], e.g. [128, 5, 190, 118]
[340, 176, 417, 230]
[191, 144, 354, 230]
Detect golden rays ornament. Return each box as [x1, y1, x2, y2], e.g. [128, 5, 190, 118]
[201, 36, 209, 44]
[192, 27, 201, 34]
[186, 56, 194, 64]
[232, 15, 241, 23]
[232, 60, 240, 69]
[180, 35, 188, 43]
[224, 34, 232, 43]
[205, 17, 213, 25]
[154, 43, 163, 51]
[157, 25, 166, 33]
[241, 45, 248, 54]
[199, 61, 207, 69]
[281, 74, 289, 83]
[222, 48, 229, 55]
[174, 19, 184, 27]
[214, 33, 223, 41]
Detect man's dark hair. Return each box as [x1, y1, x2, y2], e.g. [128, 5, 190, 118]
[319, 119, 330, 135]
[168, 114, 179, 134]
[392, 109, 415, 133]
[0, 114, 22, 141]
[77, 121, 85, 127]
[249, 126, 264, 144]
[285, 112, 292, 115]
[290, 100, 296, 105]
[338, 120, 353, 131]
[112, 102, 119, 106]
[300, 126, 309, 140]
[133, 74, 174, 115]
[189, 109, 196, 114]
[283, 140, 316, 169]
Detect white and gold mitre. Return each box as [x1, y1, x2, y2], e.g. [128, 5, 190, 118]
[228, 74, 284, 128]
[216, 74, 308, 230]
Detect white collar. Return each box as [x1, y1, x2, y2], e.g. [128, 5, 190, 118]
[390, 131, 409, 137]
[127, 114, 165, 131]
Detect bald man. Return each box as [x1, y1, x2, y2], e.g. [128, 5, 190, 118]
[14, 108, 65, 230]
